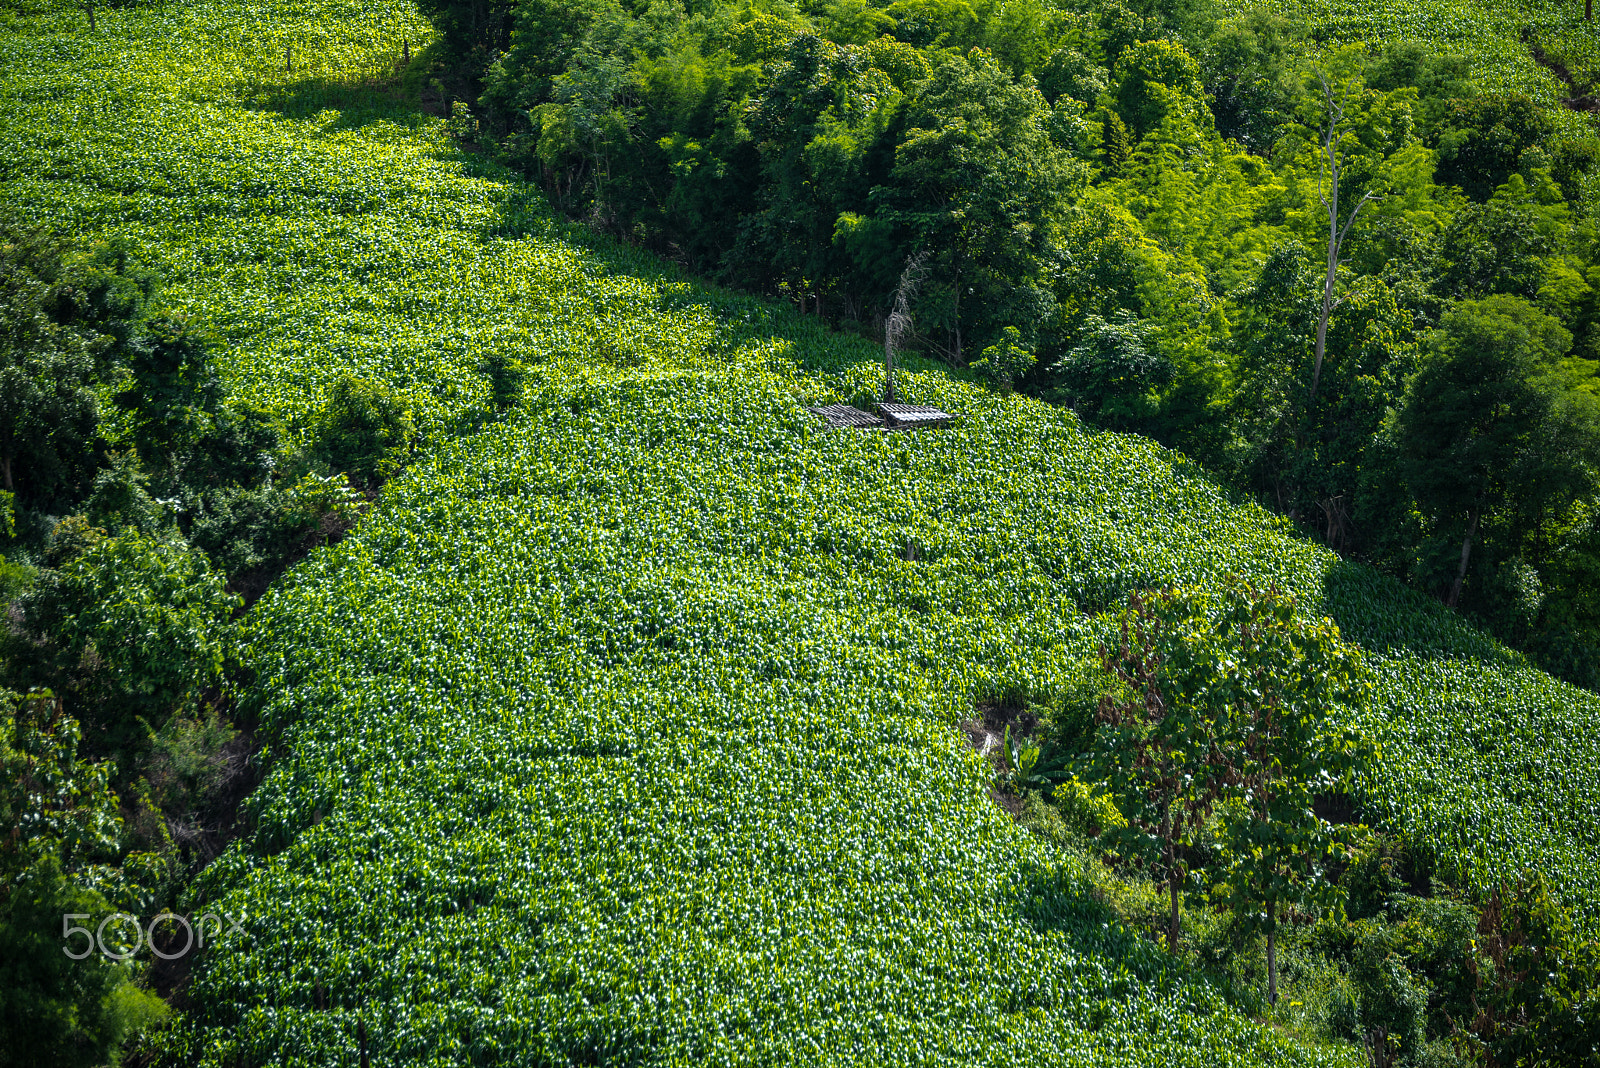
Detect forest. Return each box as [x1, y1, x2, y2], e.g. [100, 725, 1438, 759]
[1, 0, 1599, 1063]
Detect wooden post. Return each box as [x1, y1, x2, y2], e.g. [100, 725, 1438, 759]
[85, 2, 95, 30]
[1267, 921, 1278, 1006]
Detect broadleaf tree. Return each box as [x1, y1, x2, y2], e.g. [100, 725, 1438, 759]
[1090, 584, 1250, 950]
[1204, 584, 1371, 1006]
[1389, 294, 1600, 608]
[1091, 578, 1370, 979]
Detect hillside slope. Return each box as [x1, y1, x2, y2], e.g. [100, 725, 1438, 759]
[1231, 0, 1600, 111]
[2, 0, 1597, 1063]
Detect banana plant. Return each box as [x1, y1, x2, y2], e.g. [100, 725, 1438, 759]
[1003, 725, 1062, 791]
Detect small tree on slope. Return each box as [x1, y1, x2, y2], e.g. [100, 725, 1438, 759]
[1205, 585, 1370, 1006]
[1091, 579, 1369, 985]
[1091, 585, 1241, 951]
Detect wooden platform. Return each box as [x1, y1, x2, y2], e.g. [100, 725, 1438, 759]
[876, 403, 956, 428]
[808, 404, 885, 429]
[807, 402, 957, 431]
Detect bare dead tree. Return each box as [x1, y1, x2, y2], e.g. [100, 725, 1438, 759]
[1312, 73, 1384, 402]
[883, 253, 928, 403]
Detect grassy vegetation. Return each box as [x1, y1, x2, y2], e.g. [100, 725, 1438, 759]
[1224, 0, 1600, 111]
[3, 0, 1599, 1062]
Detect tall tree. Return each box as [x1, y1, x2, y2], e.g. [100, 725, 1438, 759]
[1199, 12, 1304, 154]
[744, 35, 907, 307]
[1310, 72, 1385, 401]
[875, 47, 1082, 360]
[1389, 295, 1599, 608]
[0, 691, 168, 1068]
[1112, 38, 1207, 142]
[1090, 585, 1248, 950]
[1430, 95, 1553, 203]
[1093, 581, 1369, 993]
[1045, 310, 1171, 432]
[1205, 586, 1369, 1006]
[0, 223, 105, 509]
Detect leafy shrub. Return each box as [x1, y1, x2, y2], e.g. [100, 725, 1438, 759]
[310, 373, 416, 488]
[139, 706, 239, 821]
[971, 326, 1035, 392]
[446, 99, 477, 142]
[0, 529, 35, 610]
[114, 311, 217, 460]
[0, 855, 169, 1068]
[1432, 95, 1553, 203]
[1046, 312, 1173, 432]
[1051, 777, 1126, 837]
[1343, 836, 1413, 922]
[0, 692, 166, 1068]
[0, 219, 106, 513]
[82, 451, 164, 537]
[0, 690, 121, 877]
[1000, 724, 1055, 790]
[23, 535, 237, 733]
[185, 484, 301, 579]
[42, 516, 106, 568]
[181, 403, 281, 492]
[1471, 878, 1600, 1066]
[1345, 921, 1433, 1064]
[185, 471, 359, 585]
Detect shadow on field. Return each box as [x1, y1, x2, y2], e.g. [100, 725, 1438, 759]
[1319, 558, 1519, 668]
[477, 183, 946, 385]
[245, 74, 432, 132]
[1014, 860, 1176, 986]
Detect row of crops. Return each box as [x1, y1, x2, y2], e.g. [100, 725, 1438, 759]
[2, 0, 1597, 1062]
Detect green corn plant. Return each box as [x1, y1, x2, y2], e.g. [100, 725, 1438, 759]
[9, 2, 1598, 1060]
